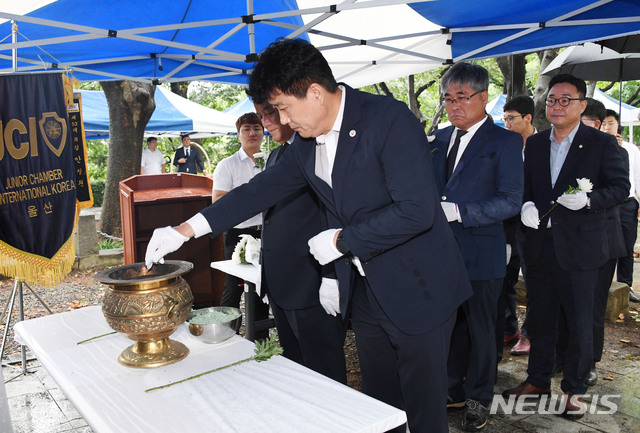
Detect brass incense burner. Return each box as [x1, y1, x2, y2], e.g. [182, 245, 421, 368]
[96, 260, 194, 368]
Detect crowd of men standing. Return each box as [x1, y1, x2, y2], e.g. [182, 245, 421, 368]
[144, 38, 637, 433]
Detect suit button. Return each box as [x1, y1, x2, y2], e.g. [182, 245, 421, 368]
[441, 195, 447, 201]
[264, 220, 270, 225]
[344, 258, 350, 266]
[550, 200, 555, 205]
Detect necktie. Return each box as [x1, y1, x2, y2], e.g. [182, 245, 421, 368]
[186, 147, 190, 157]
[315, 136, 332, 187]
[446, 130, 467, 180]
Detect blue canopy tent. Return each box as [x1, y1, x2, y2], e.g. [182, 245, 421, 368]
[79, 86, 237, 139]
[2, 1, 640, 88]
[224, 97, 257, 117]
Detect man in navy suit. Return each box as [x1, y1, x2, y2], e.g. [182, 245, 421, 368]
[502, 74, 629, 419]
[173, 133, 206, 174]
[430, 63, 523, 431]
[146, 39, 471, 433]
[253, 98, 347, 383]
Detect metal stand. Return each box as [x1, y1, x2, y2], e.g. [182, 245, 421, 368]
[1, 278, 53, 373]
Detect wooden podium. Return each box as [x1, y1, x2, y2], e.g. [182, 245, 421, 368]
[119, 173, 224, 307]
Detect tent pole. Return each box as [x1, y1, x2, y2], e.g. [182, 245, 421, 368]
[11, 20, 17, 72]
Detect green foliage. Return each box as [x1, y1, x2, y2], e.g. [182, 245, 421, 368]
[189, 82, 246, 111]
[98, 238, 122, 250]
[89, 179, 105, 207]
[86, 139, 109, 181]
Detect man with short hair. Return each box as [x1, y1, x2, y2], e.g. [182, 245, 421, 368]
[173, 133, 206, 174]
[146, 38, 472, 433]
[140, 137, 166, 174]
[253, 98, 347, 383]
[430, 63, 524, 431]
[601, 109, 640, 303]
[500, 95, 536, 357]
[503, 74, 629, 420]
[214, 112, 269, 338]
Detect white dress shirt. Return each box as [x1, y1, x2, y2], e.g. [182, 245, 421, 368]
[620, 141, 640, 200]
[141, 148, 165, 174]
[212, 148, 262, 228]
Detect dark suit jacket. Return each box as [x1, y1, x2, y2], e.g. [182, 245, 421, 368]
[260, 144, 326, 310]
[173, 146, 205, 173]
[431, 120, 524, 281]
[523, 124, 629, 271]
[200, 85, 472, 334]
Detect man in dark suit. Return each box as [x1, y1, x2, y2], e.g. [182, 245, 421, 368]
[430, 63, 523, 431]
[146, 39, 472, 433]
[253, 98, 347, 383]
[502, 74, 629, 419]
[173, 133, 206, 174]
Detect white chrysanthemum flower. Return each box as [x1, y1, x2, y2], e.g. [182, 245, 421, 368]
[427, 135, 436, 142]
[253, 152, 265, 159]
[576, 178, 593, 193]
[231, 236, 250, 264]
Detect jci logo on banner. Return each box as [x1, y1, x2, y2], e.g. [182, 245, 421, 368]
[0, 111, 67, 160]
[490, 394, 621, 416]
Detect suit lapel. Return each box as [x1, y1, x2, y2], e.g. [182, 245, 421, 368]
[445, 119, 492, 189]
[297, 136, 335, 208]
[432, 127, 454, 193]
[330, 86, 361, 210]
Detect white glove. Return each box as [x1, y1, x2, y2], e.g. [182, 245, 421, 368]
[145, 226, 189, 269]
[308, 228, 342, 265]
[441, 202, 461, 222]
[319, 278, 340, 316]
[521, 201, 540, 229]
[557, 191, 588, 211]
[506, 244, 512, 265]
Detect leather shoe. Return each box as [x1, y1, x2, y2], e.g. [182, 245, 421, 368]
[510, 336, 530, 355]
[585, 366, 597, 386]
[630, 288, 640, 303]
[503, 331, 520, 346]
[562, 393, 586, 420]
[502, 382, 551, 399]
[447, 395, 466, 410]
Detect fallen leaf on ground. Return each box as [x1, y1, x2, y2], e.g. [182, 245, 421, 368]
[603, 374, 615, 381]
[620, 339, 632, 344]
[608, 349, 619, 354]
[618, 313, 625, 320]
[69, 301, 85, 309]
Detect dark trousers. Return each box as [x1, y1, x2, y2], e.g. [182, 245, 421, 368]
[221, 228, 270, 338]
[448, 278, 502, 406]
[496, 247, 520, 363]
[616, 198, 638, 286]
[351, 277, 456, 433]
[557, 256, 616, 368]
[269, 297, 348, 384]
[525, 233, 595, 395]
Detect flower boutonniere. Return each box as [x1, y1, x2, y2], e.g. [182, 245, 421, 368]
[539, 177, 593, 221]
[253, 152, 266, 171]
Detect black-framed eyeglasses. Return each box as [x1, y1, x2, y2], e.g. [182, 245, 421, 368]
[502, 114, 524, 123]
[443, 89, 484, 106]
[545, 97, 584, 107]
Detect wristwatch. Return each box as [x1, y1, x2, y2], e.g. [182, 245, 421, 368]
[336, 232, 350, 254]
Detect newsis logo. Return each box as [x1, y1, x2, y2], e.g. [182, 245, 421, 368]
[490, 394, 621, 416]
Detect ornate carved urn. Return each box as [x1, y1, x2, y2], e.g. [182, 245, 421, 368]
[96, 260, 194, 368]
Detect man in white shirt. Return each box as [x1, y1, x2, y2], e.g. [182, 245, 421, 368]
[140, 137, 165, 174]
[213, 112, 269, 337]
[601, 109, 640, 303]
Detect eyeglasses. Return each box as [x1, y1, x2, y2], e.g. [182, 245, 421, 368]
[545, 97, 584, 107]
[443, 89, 484, 106]
[502, 114, 524, 123]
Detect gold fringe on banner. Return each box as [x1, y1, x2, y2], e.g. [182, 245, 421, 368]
[0, 208, 80, 287]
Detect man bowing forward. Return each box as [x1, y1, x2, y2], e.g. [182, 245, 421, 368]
[145, 39, 471, 433]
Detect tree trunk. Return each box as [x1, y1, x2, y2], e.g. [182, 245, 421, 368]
[99, 81, 155, 237]
[586, 81, 596, 98]
[532, 49, 558, 131]
[496, 54, 527, 99]
[170, 82, 189, 98]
